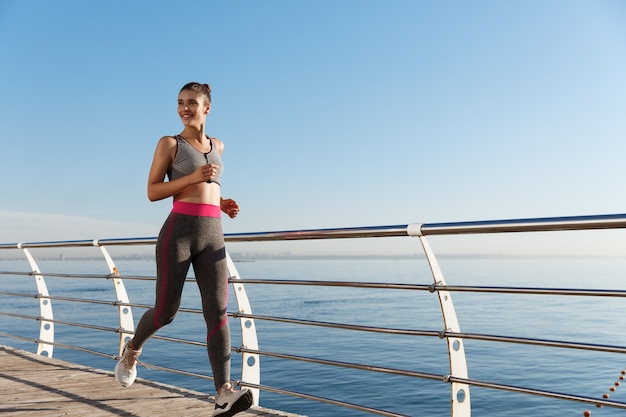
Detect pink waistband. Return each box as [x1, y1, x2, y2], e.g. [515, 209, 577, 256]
[172, 201, 221, 218]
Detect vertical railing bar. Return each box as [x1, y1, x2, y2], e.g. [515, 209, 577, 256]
[94, 241, 135, 356]
[408, 224, 471, 417]
[17, 244, 54, 357]
[226, 251, 260, 405]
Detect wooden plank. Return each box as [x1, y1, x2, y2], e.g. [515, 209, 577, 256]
[0, 346, 306, 417]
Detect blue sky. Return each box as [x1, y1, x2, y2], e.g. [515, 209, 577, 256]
[1, 1, 625, 255]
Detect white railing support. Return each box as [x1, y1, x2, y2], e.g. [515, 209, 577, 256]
[96, 242, 135, 356]
[226, 251, 261, 405]
[18, 245, 55, 357]
[417, 234, 471, 417]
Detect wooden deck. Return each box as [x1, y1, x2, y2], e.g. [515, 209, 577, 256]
[0, 345, 306, 417]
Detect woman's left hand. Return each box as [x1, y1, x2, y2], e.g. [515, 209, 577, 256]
[221, 198, 240, 219]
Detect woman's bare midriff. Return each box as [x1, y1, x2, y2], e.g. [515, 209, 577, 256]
[173, 182, 221, 205]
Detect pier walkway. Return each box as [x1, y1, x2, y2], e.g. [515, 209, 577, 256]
[0, 346, 304, 417]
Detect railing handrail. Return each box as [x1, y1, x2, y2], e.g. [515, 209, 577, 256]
[1, 213, 624, 249]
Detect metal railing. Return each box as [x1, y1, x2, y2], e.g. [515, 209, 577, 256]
[1, 213, 626, 417]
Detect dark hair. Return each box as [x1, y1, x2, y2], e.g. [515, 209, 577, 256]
[180, 82, 211, 105]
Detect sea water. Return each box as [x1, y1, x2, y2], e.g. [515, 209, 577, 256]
[1, 256, 626, 417]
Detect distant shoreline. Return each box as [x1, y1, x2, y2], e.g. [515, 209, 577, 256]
[0, 253, 622, 261]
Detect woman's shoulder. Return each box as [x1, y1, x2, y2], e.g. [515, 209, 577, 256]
[156, 135, 178, 147]
[159, 135, 178, 143]
[153, 136, 179, 157]
[211, 137, 225, 154]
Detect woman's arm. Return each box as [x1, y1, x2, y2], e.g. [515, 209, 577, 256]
[214, 138, 239, 218]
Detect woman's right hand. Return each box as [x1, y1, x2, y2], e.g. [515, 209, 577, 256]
[191, 164, 219, 184]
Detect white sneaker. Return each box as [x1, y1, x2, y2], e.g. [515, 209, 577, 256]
[212, 382, 253, 416]
[114, 341, 141, 387]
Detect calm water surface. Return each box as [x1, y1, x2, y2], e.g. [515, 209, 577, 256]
[1, 256, 626, 417]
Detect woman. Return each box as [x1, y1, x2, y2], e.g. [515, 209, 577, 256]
[114, 82, 252, 417]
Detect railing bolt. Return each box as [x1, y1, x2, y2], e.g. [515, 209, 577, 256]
[428, 281, 442, 293]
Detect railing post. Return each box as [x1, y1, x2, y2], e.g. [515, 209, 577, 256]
[95, 242, 135, 356]
[226, 251, 260, 405]
[408, 224, 471, 417]
[18, 244, 54, 357]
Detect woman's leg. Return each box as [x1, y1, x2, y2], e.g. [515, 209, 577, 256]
[132, 212, 192, 349]
[192, 217, 231, 391]
[115, 212, 193, 387]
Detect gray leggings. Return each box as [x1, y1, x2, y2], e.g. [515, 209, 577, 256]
[131, 209, 230, 390]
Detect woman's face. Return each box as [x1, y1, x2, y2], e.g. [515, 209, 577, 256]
[177, 89, 210, 126]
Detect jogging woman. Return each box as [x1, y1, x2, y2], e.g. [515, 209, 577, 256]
[114, 82, 252, 417]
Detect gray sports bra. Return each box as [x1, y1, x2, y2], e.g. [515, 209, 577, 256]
[167, 135, 223, 185]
